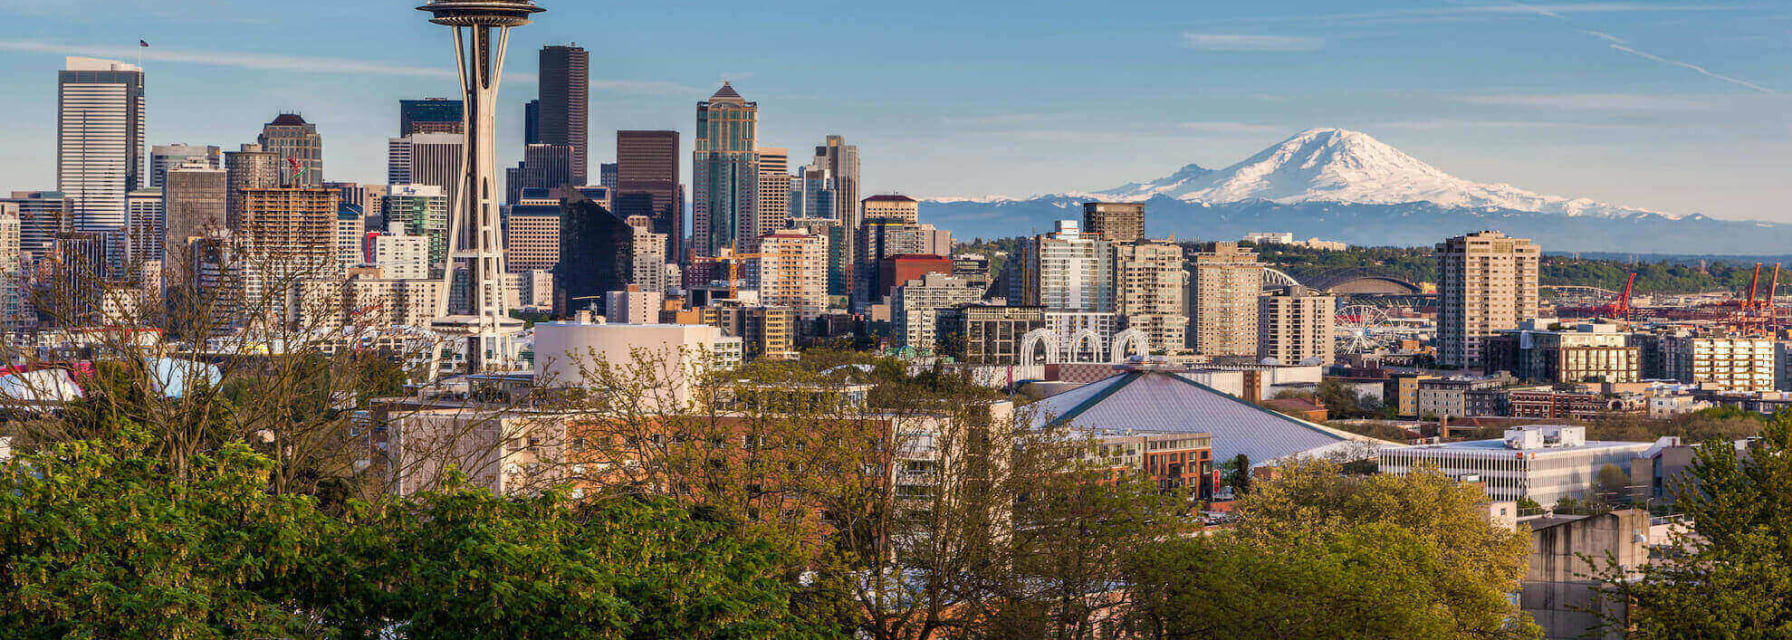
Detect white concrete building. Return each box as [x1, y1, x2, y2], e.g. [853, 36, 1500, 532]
[1023, 220, 1115, 313]
[372, 229, 431, 281]
[1669, 336, 1774, 392]
[533, 319, 743, 406]
[891, 272, 984, 354]
[1380, 426, 1655, 506]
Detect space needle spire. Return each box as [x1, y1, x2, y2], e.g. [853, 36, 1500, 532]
[418, 0, 542, 373]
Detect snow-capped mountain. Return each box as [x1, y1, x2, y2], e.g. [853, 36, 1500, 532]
[921, 128, 1792, 254]
[1092, 128, 1663, 219]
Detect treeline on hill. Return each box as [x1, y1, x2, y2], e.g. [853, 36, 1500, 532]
[963, 237, 1777, 295]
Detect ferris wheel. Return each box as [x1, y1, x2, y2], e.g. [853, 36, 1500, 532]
[1336, 304, 1392, 354]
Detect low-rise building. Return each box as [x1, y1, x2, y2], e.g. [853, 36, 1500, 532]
[1486, 321, 1639, 384]
[1667, 336, 1774, 392]
[937, 304, 1046, 365]
[1416, 374, 1513, 419]
[1380, 425, 1655, 506]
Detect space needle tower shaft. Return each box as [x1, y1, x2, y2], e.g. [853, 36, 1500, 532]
[418, 0, 542, 373]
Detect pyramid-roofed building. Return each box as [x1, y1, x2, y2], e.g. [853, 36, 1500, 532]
[1027, 366, 1389, 467]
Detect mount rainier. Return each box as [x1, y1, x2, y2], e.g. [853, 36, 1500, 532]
[922, 128, 1790, 254]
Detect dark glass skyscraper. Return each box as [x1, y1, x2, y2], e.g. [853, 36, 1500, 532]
[554, 190, 633, 316]
[616, 130, 681, 262]
[399, 98, 464, 135]
[523, 100, 540, 145]
[537, 45, 589, 186]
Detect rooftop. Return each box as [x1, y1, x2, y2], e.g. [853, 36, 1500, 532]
[1029, 370, 1387, 466]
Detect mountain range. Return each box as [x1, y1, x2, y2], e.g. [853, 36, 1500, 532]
[921, 128, 1792, 254]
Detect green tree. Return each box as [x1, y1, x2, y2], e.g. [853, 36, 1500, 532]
[1131, 459, 1541, 639]
[1595, 414, 1792, 638]
[1227, 454, 1252, 494]
[0, 424, 326, 638]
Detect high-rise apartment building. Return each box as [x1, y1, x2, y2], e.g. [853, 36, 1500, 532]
[149, 144, 220, 188]
[863, 195, 919, 224]
[1188, 242, 1262, 357]
[1437, 231, 1540, 368]
[754, 227, 828, 319]
[791, 217, 849, 303]
[372, 229, 431, 280]
[1115, 240, 1188, 354]
[399, 98, 464, 135]
[383, 185, 449, 267]
[615, 130, 681, 261]
[335, 204, 365, 273]
[387, 133, 465, 208]
[1258, 285, 1336, 366]
[892, 272, 985, 353]
[236, 188, 338, 323]
[0, 205, 24, 329]
[625, 218, 672, 293]
[1022, 220, 1115, 313]
[224, 144, 280, 230]
[755, 148, 790, 245]
[58, 57, 145, 233]
[258, 114, 324, 188]
[1082, 202, 1145, 243]
[537, 45, 589, 186]
[693, 83, 759, 258]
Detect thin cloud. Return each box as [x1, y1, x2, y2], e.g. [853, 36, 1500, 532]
[0, 39, 455, 78]
[0, 39, 708, 94]
[1194, 3, 1744, 26]
[1452, 93, 1722, 111]
[1181, 33, 1324, 52]
[1177, 122, 1286, 133]
[1607, 44, 1775, 94]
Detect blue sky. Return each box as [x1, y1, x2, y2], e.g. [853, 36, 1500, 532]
[2, 0, 1789, 221]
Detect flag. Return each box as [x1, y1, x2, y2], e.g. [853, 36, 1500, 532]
[139, 40, 149, 48]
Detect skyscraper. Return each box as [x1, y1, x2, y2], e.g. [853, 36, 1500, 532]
[387, 133, 465, 210]
[599, 163, 618, 189]
[223, 144, 280, 230]
[813, 136, 860, 293]
[126, 188, 163, 274]
[399, 98, 464, 135]
[383, 185, 449, 267]
[504, 199, 560, 273]
[1438, 231, 1540, 368]
[58, 57, 145, 233]
[615, 130, 681, 261]
[0, 191, 69, 264]
[1082, 202, 1145, 243]
[693, 83, 758, 258]
[554, 190, 633, 316]
[1188, 242, 1262, 357]
[755, 147, 790, 245]
[161, 160, 227, 289]
[236, 187, 339, 324]
[862, 195, 919, 224]
[538, 45, 589, 186]
[523, 99, 540, 145]
[149, 144, 220, 188]
[790, 162, 836, 221]
[258, 113, 324, 187]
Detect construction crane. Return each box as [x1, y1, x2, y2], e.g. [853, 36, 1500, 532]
[690, 242, 766, 300]
[284, 157, 310, 188]
[1608, 272, 1636, 322]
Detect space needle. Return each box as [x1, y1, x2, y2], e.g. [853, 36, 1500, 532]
[418, 0, 541, 373]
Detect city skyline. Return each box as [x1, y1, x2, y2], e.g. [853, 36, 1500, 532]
[1, 0, 1790, 223]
